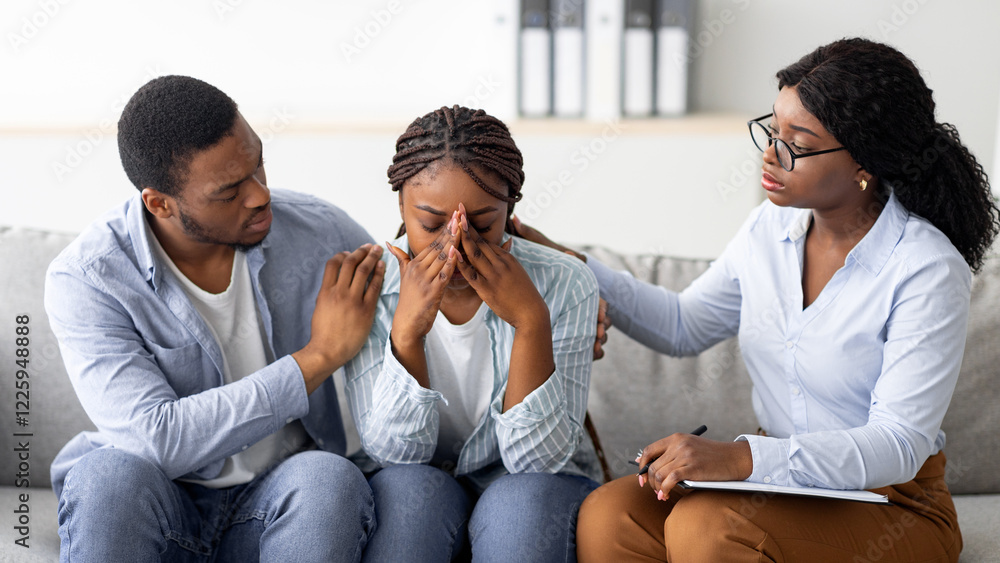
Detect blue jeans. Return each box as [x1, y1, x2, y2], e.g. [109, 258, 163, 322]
[364, 464, 599, 563]
[57, 448, 375, 562]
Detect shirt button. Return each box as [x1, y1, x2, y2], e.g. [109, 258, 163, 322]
[791, 386, 801, 396]
[242, 445, 249, 451]
[317, 439, 325, 447]
[285, 417, 294, 424]
[785, 341, 794, 349]
[763, 476, 772, 484]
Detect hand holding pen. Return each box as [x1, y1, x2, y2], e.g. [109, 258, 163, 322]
[629, 425, 707, 475]
[630, 425, 753, 501]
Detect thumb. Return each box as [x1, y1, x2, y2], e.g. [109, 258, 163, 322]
[385, 243, 410, 267]
[511, 214, 524, 234]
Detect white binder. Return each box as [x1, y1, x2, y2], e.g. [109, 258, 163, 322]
[520, 0, 552, 117]
[585, 0, 623, 121]
[553, 0, 585, 117]
[623, 0, 655, 117]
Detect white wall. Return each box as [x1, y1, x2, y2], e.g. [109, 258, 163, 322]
[3, 0, 999, 259]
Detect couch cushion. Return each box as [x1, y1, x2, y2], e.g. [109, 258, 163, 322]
[954, 494, 1000, 562]
[0, 227, 97, 491]
[585, 248, 758, 479]
[941, 251, 1000, 494]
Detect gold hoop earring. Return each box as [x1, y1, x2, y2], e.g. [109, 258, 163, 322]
[860, 179, 868, 191]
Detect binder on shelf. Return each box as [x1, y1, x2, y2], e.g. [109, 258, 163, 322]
[623, 0, 655, 117]
[656, 0, 694, 116]
[519, 0, 552, 117]
[552, 0, 585, 117]
[483, 1, 521, 120]
[585, 0, 623, 121]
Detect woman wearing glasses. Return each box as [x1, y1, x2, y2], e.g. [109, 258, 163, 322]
[518, 38, 998, 561]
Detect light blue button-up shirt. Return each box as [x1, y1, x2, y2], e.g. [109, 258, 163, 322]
[44, 189, 372, 496]
[587, 192, 971, 490]
[344, 235, 602, 491]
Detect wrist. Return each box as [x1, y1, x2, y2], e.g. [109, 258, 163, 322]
[732, 440, 753, 481]
[292, 346, 340, 394]
[390, 328, 424, 356]
[511, 301, 550, 331]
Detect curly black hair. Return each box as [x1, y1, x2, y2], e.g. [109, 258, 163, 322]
[387, 105, 525, 237]
[777, 38, 999, 272]
[118, 75, 239, 198]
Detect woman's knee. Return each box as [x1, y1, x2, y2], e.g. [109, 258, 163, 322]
[665, 492, 755, 559]
[470, 473, 595, 554]
[270, 450, 372, 512]
[477, 472, 595, 514]
[369, 463, 464, 506]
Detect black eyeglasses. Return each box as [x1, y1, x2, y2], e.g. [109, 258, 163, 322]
[748, 113, 847, 171]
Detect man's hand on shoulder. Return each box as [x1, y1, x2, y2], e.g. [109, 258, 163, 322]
[293, 244, 385, 394]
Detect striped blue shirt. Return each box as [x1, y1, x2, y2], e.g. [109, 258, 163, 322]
[587, 192, 971, 490]
[344, 234, 602, 490]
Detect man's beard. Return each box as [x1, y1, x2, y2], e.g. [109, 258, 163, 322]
[178, 206, 266, 253]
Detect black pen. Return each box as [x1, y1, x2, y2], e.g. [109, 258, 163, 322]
[629, 425, 708, 476]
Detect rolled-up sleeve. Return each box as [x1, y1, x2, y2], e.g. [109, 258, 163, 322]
[343, 293, 443, 466]
[492, 263, 598, 474]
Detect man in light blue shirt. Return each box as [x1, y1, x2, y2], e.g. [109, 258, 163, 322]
[45, 75, 385, 562]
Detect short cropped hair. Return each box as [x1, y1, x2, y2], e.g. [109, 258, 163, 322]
[117, 75, 238, 197]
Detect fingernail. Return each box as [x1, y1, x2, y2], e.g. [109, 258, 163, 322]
[460, 214, 468, 232]
[656, 490, 664, 501]
[638, 475, 645, 488]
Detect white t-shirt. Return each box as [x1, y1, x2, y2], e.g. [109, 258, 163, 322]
[150, 231, 308, 487]
[424, 302, 494, 468]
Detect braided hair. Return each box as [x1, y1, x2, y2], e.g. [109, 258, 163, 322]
[387, 105, 525, 237]
[777, 38, 999, 272]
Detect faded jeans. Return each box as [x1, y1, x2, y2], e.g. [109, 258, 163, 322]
[363, 464, 599, 563]
[57, 448, 375, 562]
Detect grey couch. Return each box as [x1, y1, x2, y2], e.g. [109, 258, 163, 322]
[1, 225, 997, 562]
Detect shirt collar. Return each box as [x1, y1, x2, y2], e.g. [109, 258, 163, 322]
[848, 191, 907, 276]
[124, 193, 159, 285]
[124, 192, 268, 290]
[778, 191, 908, 277]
